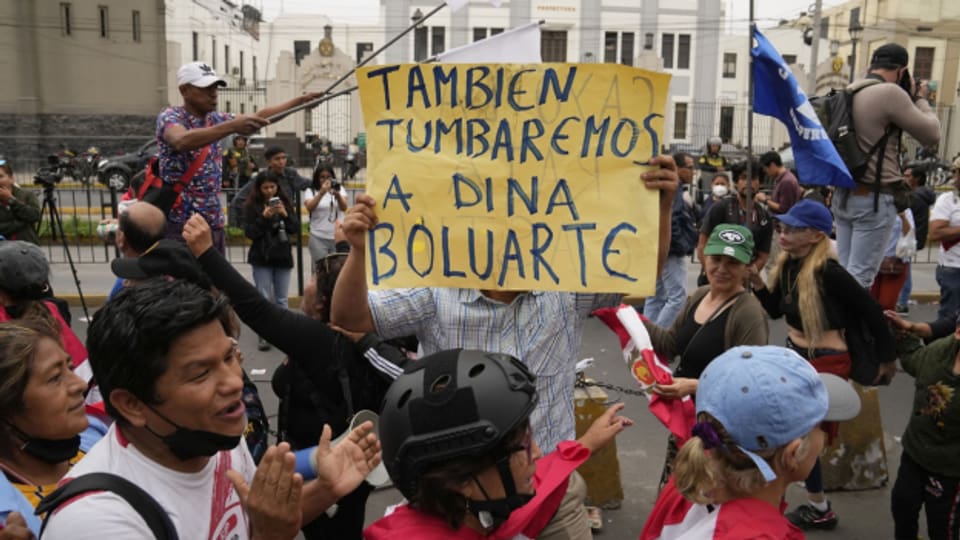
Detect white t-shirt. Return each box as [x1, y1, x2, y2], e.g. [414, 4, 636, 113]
[305, 187, 347, 240]
[930, 191, 960, 268]
[43, 423, 255, 539]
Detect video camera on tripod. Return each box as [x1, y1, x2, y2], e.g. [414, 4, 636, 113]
[34, 154, 67, 187]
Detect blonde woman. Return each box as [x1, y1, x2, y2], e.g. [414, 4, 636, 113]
[640, 346, 860, 539]
[749, 199, 896, 530]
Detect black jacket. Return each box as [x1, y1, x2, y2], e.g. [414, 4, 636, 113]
[243, 201, 297, 268]
[196, 248, 409, 448]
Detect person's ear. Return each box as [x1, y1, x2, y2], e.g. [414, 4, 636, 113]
[780, 438, 805, 475]
[109, 388, 149, 427]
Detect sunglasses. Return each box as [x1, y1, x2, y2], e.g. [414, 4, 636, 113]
[780, 224, 813, 234]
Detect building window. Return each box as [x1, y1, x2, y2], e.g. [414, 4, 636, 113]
[225, 44, 230, 74]
[225, 101, 231, 114]
[431, 26, 446, 56]
[604, 32, 618, 63]
[723, 53, 736, 78]
[914, 47, 934, 80]
[239, 50, 245, 80]
[819, 16, 829, 39]
[677, 34, 691, 69]
[192, 32, 199, 61]
[252, 55, 258, 84]
[294, 41, 310, 65]
[473, 28, 504, 42]
[621, 33, 634, 65]
[60, 3, 72, 36]
[541, 31, 568, 62]
[674, 103, 688, 140]
[605, 32, 635, 65]
[98, 5, 109, 38]
[661, 33, 674, 69]
[783, 54, 797, 65]
[719, 106, 734, 143]
[414, 26, 428, 61]
[240, 103, 245, 114]
[849, 7, 861, 26]
[212, 37, 217, 69]
[132, 10, 141, 42]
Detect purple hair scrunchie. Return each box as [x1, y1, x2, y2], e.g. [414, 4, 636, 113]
[691, 421, 724, 450]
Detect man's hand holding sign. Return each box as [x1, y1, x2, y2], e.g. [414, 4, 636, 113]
[349, 63, 674, 296]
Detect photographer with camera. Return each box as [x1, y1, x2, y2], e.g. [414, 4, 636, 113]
[304, 164, 347, 263]
[833, 43, 940, 290]
[0, 159, 40, 244]
[244, 174, 297, 351]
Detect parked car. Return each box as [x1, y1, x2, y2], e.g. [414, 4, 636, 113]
[97, 139, 157, 190]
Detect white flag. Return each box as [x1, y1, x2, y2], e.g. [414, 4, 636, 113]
[434, 21, 541, 63]
[446, 0, 503, 12]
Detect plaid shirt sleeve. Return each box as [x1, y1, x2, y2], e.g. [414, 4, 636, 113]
[369, 288, 437, 339]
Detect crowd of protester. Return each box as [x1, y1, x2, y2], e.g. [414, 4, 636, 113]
[0, 47, 957, 540]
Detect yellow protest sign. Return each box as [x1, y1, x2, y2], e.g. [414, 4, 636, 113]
[356, 63, 670, 295]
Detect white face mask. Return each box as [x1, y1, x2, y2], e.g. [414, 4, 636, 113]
[712, 184, 729, 198]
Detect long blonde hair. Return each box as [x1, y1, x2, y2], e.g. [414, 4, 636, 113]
[767, 234, 834, 352]
[673, 413, 814, 504]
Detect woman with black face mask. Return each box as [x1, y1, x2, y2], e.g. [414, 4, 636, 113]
[0, 318, 109, 535]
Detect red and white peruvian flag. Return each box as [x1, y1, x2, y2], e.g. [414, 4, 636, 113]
[593, 305, 696, 444]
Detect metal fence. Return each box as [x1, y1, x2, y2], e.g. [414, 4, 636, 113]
[26, 177, 361, 268]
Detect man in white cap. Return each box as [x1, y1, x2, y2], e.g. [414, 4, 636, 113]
[155, 61, 320, 253]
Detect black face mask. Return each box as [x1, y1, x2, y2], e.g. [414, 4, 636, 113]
[144, 405, 241, 461]
[466, 456, 535, 529]
[6, 423, 81, 464]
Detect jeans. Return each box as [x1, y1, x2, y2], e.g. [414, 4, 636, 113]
[805, 458, 824, 494]
[308, 235, 336, 264]
[891, 452, 960, 540]
[252, 265, 292, 308]
[644, 255, 688, 327]
[832, 191, 897, 288]
[898, 263, 912, 306]
[935, 265, 960, 323]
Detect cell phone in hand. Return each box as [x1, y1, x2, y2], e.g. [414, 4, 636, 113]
[268, 197, 281, 207]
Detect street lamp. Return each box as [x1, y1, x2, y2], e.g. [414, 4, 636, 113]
[848, 22, 864, 83]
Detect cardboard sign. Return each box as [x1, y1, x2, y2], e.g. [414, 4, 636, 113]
[357, 63, 670, 294]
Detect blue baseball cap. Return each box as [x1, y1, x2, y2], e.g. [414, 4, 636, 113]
[776, 199, 833, 235]
[696, 346, 861, 482]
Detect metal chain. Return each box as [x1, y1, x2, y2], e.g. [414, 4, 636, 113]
[575, 373, 649, 398]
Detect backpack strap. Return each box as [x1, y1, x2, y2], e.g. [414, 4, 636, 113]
[36, 472, 179, 540]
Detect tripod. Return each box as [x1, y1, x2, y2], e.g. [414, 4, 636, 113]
[37, 183, 90, 322]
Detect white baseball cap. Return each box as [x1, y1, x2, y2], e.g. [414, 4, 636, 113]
[177, 61, 226, 88]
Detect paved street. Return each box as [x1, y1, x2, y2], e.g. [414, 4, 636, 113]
[55, 260, 935, 538]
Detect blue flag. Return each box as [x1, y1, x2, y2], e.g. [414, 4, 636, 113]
[752, 26, 854, 188]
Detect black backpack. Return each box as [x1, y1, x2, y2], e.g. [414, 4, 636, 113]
[810, 79, 894, 183]
[36, 472, 178, 539]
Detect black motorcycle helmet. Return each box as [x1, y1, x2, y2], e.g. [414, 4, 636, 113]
[380, 349, 537, 499]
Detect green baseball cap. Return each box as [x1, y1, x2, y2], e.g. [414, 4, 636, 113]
[703, 224, 754, 264]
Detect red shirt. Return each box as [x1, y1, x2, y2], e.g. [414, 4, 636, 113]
[641, 478, 804, 540]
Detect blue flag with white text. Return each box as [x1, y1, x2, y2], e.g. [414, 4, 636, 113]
[752, 26, 854, 188]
